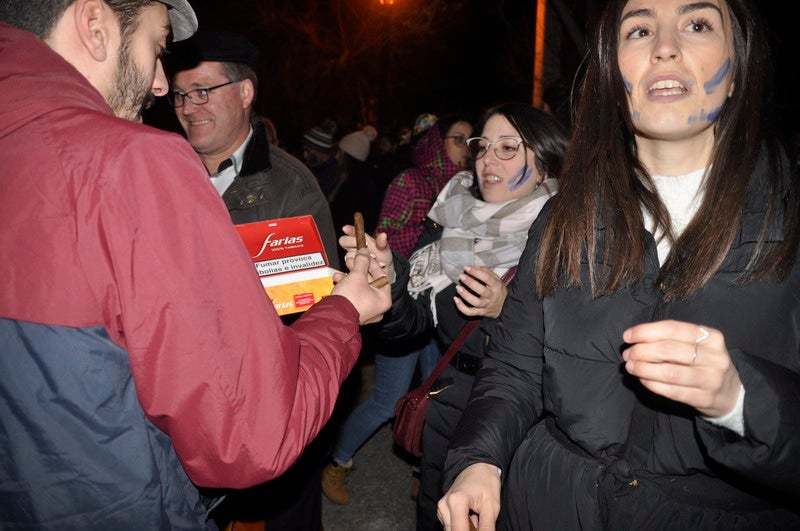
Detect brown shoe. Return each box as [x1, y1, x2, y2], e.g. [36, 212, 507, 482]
[322, 462, 352, 505]
[409, 475, 421, 501]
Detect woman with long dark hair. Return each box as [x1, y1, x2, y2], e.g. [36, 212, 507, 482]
[438, 0, 800, 528]
[350, 102, 568, 529]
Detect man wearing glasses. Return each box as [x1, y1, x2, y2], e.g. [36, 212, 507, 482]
[167, 28, 342, 530]
[167, 28, 340, 270]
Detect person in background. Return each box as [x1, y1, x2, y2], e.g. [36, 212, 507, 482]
[389, 112, 439, 177]
[167, 29, 340, 270]
[0, 1, 390, 529]
[302, 119, 340, 198]
[339, 102, 568, 530]
[370, 116, 434, 209]
[167, 28, 344, 529]
[328, 125, 381, 241]
[322, 113, 473, 506]
[376, 114, 473, 257]
[438, 0, 800, 529]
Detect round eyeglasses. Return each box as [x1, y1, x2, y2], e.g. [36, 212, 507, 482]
[167, 79, 242, 107]
[466, 136, 525, 160]
[443, 134, 468, 146]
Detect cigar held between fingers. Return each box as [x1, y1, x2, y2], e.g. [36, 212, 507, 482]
[353, 212, 386, 287]
[353, 211, 367, 250]
[369, 277, 390, 289]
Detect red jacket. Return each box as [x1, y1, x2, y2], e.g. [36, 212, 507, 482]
[0, 23, 361, 527]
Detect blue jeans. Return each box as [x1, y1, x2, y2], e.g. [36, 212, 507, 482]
[332, 337, 441, 464]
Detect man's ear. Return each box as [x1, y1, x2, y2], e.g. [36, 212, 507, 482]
[239, 79, 255, 109]
[73, 0, 114, 62]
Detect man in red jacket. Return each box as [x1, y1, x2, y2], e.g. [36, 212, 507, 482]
[0, 1, 390, 528]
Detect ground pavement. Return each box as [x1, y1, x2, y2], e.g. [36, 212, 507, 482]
[321, 360, 419, 531]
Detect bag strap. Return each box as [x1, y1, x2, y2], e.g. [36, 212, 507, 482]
[413, 266, 518, 395]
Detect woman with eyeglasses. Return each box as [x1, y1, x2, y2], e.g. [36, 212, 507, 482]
[437, 0, 800, 529]
[322, 112, 474, 507]
[338, 102, 568, 529]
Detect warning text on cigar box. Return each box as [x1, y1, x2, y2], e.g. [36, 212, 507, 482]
[254, 253, 327, 276]
[235, 215, 334, 316]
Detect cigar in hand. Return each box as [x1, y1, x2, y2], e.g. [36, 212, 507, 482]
[353, 211, 367, 250]
[369, 277, 389, 289]
[353, 211, 388, 288]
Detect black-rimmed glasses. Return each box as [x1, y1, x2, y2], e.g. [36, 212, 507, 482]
[466, 136, 525, 160]
[168, 80, 241, 107]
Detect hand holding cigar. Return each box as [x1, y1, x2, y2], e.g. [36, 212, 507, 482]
[354, 211, 367, 251]
[354, 211, 390, 289]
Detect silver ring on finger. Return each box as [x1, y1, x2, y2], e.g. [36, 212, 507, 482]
[691, 325, 709, 365]
[696, 325, 709, 343]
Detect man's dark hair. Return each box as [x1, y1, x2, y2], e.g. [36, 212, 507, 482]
[0, 0, 154, 42]
[0, 0, 73, 38]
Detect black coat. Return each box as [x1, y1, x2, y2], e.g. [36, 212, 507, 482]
[381, 218, 513, 531]
[382, 218, 488, 359]
[443, 158, 800, 529]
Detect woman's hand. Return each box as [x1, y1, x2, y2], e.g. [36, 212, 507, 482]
[622, 320, 742, 418]
[453, 266, 508, 319]
[438, 462, 501, 531]
[339, 226, 395, 283]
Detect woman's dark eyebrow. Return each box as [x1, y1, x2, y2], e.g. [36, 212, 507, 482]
[678, 2, 723, 16]
[621, 2, 722, 24]
[621, 8, 653, 24]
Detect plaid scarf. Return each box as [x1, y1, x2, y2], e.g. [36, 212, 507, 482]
[407, 171, 558, 324]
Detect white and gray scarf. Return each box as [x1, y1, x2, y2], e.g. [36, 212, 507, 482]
[407, 170, 558, 324]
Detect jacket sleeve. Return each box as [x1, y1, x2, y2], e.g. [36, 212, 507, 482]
[698, 348, 800, 500]
[94, 133, 361, 488]
[442, 221, 546, 492]
[380, 251, 436, 341]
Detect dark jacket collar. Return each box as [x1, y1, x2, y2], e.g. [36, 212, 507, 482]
[239, 115, 272, 177]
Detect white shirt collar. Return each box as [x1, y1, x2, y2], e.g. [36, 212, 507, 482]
[210, 126, 254, 196]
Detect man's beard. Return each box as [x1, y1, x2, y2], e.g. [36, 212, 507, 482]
[107, 39, 153, 122]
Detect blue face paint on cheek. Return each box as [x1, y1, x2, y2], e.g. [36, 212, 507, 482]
[622, 77, 633, 95]
[622, 77, 638, 121]
[704, 58, 731, 95]
[705, 105, 723, 122]
[510, 167, 534, 191]
[687, 105, 724, 124]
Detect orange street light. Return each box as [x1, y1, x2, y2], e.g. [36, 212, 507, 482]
[380, 0, 395, 4]
[532, 0, 547, 109]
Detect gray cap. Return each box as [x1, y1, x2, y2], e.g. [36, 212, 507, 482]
[159, 0, 198, 42]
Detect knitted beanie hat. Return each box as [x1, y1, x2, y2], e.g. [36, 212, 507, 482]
[303, 120, 337, 153]
[339, 125, 378, 162]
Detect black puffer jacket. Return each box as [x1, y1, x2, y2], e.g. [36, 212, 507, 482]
[381, 219, 512, 531]
[443, 158, 800, 529]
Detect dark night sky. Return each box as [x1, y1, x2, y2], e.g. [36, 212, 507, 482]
[147, 1, 797, 152]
